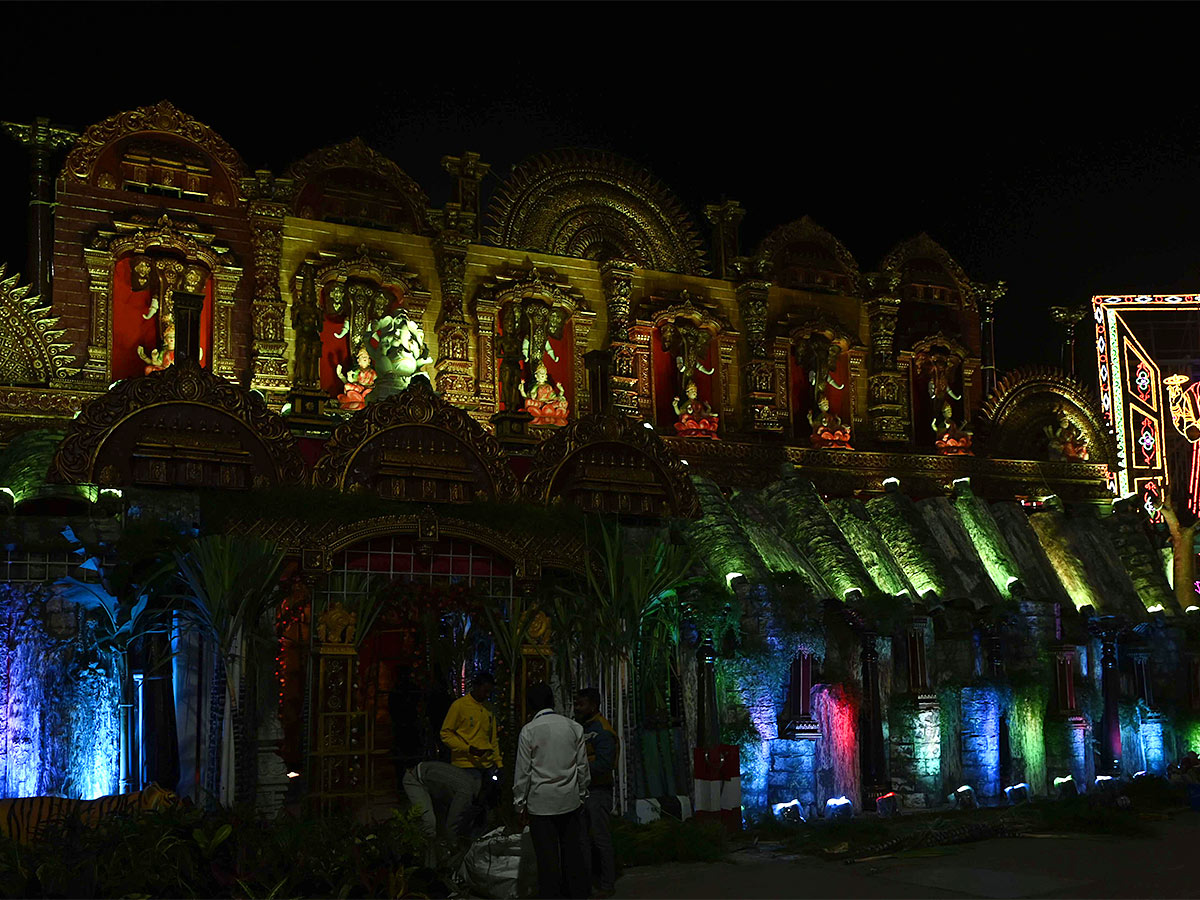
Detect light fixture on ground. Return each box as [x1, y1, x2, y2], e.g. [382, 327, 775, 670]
[1054, 775, 1077, 798]
[875, 791, 899, 817]
[771, 799, 805, 824]
[725, 572, 743, 586]
[825, 796, 852, 819]
[951, 785, 977, 809]
[1004, 783, 1029, 805]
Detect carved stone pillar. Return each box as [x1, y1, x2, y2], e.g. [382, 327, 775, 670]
[441, 151, 490, 242]
[704, 199, 744, 281]
[1096, 629, 1123, 776]
[865, 274, 907, 444]
[736, 276, 781, 434]
[977, 281, 1004, 397]
[600, 259, 638, 417]
[210, 265, 243, 380]
[859, 632, 888, 805]
[433, 206, 475, 405]
[81, 244, 114, 381]
[1, 117, 78, 302]
[240, 171, 293, 398]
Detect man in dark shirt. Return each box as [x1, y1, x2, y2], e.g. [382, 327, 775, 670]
[574, 687, 619, 897]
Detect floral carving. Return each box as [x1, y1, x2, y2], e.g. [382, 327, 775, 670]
[487, 150, 708, 275]
[0, 265, 77, 383]
[51, 358, 306, 486]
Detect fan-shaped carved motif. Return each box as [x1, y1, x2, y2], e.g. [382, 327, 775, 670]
[757, 216, 860, 293]
[51, 358, 306, 486]
[61, 100, 249, 190]
[522, 412, 700, 517]
[313, 377, 517, 501]
[976, 366, 1113, 466]
[284, 138, 432, 234]
[0, 265, 76, 384]
[487, 150, 707, 275]
[881, 233, 976, 309]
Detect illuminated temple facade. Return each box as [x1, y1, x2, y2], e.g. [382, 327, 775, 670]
[0, 102, 1194, 818]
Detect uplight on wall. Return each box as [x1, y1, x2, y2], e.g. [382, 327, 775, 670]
[825, 796, 852, 819]
[725, 572, 743, 586]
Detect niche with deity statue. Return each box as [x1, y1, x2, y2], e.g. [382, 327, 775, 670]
[652, 295, 723, 439]
[495, 296, 573, 426]
[292, 246, 431, 411]
[789, 318, 854, 449]
[913, 332, 973, 455]
[113, 254, 213, 380]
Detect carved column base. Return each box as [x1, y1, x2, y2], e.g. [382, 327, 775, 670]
[285, 387, 335, 427]
[491, 409, 537, 446]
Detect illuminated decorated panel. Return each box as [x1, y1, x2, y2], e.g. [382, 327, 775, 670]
[1093, 295, 1191, 510]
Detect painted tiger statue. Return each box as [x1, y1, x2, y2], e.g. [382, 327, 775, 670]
[0, 782, 178, 845]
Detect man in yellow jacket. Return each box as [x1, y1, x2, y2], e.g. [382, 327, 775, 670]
[440, 671, 502, 819]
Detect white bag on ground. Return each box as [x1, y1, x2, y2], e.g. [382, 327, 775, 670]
[453, 825, 537, 899]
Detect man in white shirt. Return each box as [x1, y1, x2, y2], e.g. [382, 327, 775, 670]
[513, 682, 590, 899]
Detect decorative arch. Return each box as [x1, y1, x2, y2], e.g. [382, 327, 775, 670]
[522, 412, 700, 516]
[0, 265, 75, 384]
[284, 137, 432, 234]
[487, 149, 708, 275]
[881, 233, 977, 310]
[313, 377, 518, 502]
[61, 101, 249, 205]
[976, 366, 1114, 466]
[757, 216, 861, 294]
[50, 358, 306, 487]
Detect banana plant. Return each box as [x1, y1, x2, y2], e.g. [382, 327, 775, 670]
[54, 525, 171, 794]
[172, 535, 285, 807]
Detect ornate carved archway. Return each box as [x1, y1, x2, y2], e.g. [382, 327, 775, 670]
[0, 264, 75, 385]
[976, 366, 1114, 466]
[487, 150, 708, 275]
[756, 216, 861, 295]
[312, 377, 518, 502]
[51, 359, 306, 488]
[522, 412, 700, 517]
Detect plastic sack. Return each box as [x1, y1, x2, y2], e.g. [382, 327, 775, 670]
[453, 825, 537, 899]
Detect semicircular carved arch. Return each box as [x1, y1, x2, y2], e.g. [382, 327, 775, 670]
[51, 359, 306, 486]
[522, 412, 700, 517]
[313, 378, 518, 502]
[283, 137, 433, 234]
[487, 150, 708, 275]
[976, 366, 1114, 466]
[756, 216, 861, 293]
[61, 101, 249, 193]
[881, 232, 977, 310]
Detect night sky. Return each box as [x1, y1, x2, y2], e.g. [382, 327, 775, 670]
[3, 9, 1199, 383]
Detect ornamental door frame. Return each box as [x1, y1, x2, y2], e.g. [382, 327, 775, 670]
[472, 260, 595, 421]
[81, 214, 242, 382]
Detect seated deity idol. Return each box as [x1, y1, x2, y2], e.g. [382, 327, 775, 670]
[1044, 409, 1089, 461]
[336, 347, 376, 411]
[138, 322, 177, 374]
[520, 362, 569, 425]
[808, 395, 852, 449]
[933, 400, 973, 456]
[673, 381, 720, 438]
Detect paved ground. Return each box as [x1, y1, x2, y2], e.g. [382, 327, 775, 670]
[612, 812, 1200, 898]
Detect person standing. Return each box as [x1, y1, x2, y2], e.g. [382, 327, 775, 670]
[514, 682, 590, 900]
[575, 688, 619, 897]
[440, 672, 501, 833]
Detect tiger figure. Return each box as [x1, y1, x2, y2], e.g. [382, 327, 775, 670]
[0, 782, 178, 845]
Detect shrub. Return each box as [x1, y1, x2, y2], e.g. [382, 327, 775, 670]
[610, 817, 728, 867]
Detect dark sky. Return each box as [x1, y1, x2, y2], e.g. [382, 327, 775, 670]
[3, 7, 1199, 380]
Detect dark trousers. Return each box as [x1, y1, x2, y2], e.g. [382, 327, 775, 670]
[582, 786, 615, 891]
[529, 806, 588, 899]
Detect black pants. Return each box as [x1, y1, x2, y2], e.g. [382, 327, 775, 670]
[529, 807, 588, 899]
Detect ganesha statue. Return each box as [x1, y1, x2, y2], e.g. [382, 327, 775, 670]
[520, 362, 569, 426]
[366, 312, 433, 403]
[1044, 407, 1089, 461]
[673, 381, 720, 438]
[336, 346, 377, 411]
